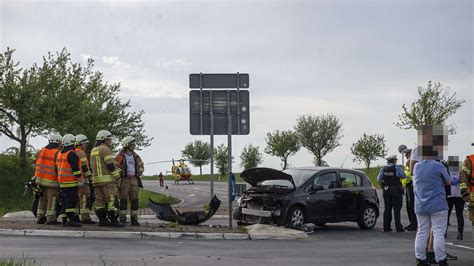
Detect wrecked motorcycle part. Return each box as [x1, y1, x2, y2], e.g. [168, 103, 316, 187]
[148, 195, 221, 225]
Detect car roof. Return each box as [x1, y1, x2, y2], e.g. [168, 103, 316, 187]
[286, 166, 368, 176]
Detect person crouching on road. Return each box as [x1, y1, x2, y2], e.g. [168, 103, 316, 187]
[377, 155, 406, 232]
[34, 134, 62, 225]
[116, 136, 144, 226]
[74, 134, 96, 224]
[57, 134, 82, 227]
[413, 125, 451, 266]
[90, 130, 123, 227]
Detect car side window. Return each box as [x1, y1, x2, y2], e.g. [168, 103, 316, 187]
[340, 172, 362, 188]
[313, 172, 338, 190]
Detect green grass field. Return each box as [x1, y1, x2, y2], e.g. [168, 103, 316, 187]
[138, 189, 180, 208]
[358, 167, 381, 188]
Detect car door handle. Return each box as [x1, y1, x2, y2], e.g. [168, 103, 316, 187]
[334, 194, 341, 198]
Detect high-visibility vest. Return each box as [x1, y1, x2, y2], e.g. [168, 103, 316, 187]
[56, 150, 80, 188]
[467, 154, 474, 192]
[35, 147, 59, 187]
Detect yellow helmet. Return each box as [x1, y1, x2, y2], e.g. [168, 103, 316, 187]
[96, 130, 112, 141]
[62, 134, 76, 147]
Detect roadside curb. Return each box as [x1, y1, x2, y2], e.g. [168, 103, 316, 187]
[0, 228, 305, 240]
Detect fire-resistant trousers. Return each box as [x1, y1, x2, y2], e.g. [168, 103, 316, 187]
[60, 186, 79, 218]
[94, 183, 118, 214]
[37, 185, 59, 223]
[119, 176, 139, 221]
[76, 184, 92, 221]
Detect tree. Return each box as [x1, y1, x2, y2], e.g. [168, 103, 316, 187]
[38, 49, 152, 150]
[395, 81, 465, 133]
[0, 48, 152, 166]
[294, 114, 343, 166]
[181, 140, 211, 175]
[240, 144, 263, 170]
[215, 144, 231, 178]
[265, 129, 300, 170]
[0, 48, 51, 167]
[351, 133, 387, 170]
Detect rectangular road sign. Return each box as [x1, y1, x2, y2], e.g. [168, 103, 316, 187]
[189, 90, 250, 135]
[189, 73, 249, 89]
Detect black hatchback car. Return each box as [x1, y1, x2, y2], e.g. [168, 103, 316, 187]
[233, 167, 380, 229]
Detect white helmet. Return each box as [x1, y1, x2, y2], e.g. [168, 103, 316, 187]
[121, 136, 136, 148]
[96, 130, 112, 141]
[49, 133, 62, 144]
[75, 134, 89, 145]
[62, 134, 76, 147]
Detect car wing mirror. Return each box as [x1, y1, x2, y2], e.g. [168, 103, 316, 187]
[311, 184, 324, 193]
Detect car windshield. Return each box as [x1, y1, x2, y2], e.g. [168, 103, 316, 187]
[283, 169, 317, 187]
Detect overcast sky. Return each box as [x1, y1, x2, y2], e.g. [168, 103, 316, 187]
[1, 0, 472, 175]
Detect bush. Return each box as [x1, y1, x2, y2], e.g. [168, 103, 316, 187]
[0, 154, 34, 216]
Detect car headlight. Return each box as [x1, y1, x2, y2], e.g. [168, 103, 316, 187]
[236, 196, 243, 206]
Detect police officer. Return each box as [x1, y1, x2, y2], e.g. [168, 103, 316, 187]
[402, 148, 417, 231]
[377, 155, 406, 232]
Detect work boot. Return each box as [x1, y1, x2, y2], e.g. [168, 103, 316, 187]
[108, 211, 124, 227]
[457, 231, 463, 240]
[36, 216, 46, 224]
[96, 210, 109, 227]
[62, 215, 68, 227]
[65, 213, 82, 227]
[437, 258, 449, 266]
[416, 258, 430, 266]
[81, 219, 96, 225]
[131, 216, 140, 226]
[73, 215, 82, 223]
[119, 217, 126, 225]
[46, 220, 61, 225]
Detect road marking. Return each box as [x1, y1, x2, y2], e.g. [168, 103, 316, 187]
[446, 242, 474, 251]
[188, 194, 196, 197]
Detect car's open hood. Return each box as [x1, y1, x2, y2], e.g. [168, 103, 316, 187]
[241, 167, 295, 188]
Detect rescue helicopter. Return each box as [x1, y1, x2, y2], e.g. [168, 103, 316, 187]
[146, 158, 205, 185]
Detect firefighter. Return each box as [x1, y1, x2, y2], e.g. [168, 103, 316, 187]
[90, 130, 123, 227]
[34, 134, 62, 225]
[57, 134, 82, 227]
[116, 136, 144, 226]
[460, 143, 474, 240]
[74, 134, 95, 224]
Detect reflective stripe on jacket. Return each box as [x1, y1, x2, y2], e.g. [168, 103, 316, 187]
[35, 147, 59, 187]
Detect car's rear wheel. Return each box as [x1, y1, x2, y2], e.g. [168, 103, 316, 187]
[357, 205, 377, 229]
[286, 206, 305, 228]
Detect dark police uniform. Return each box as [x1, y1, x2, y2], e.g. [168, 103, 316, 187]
[380, 163, 405, 232]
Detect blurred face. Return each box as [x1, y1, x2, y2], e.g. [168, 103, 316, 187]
[105, 138, 113, 148]
[417, 125, 448, 160]
[128, 143, 136, 151]
[80, 142, 89, 150]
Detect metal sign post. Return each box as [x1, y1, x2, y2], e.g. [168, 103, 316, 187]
[189, 73, 249, 228]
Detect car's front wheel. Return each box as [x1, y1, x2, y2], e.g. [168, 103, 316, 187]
[357, 205, 377, 229]
[286, 206, 305, 228]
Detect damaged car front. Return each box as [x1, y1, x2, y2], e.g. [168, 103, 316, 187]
[233, 168, 313, 227]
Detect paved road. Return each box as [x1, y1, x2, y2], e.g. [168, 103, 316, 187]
[0, 224, 472, 265]
[2, 182, 472, 265]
